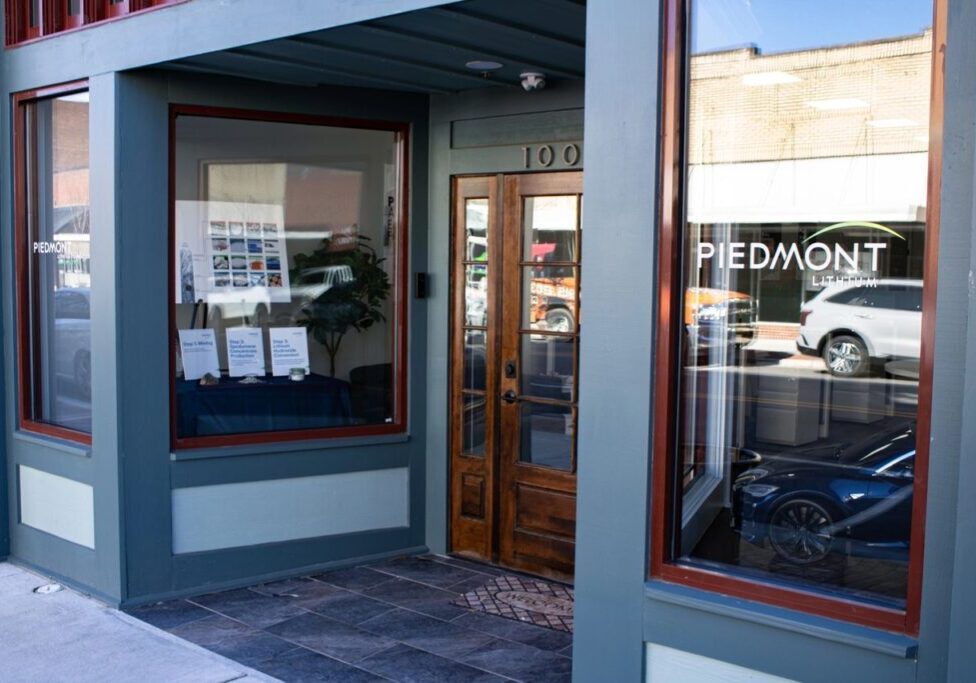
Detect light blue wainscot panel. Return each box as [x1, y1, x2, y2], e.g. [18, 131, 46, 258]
[646, 644, 797, 683]
[18, 465, 95, 549]
[171, 467, 409, 554]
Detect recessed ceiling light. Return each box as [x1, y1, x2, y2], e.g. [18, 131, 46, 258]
[466, 60, 503, 71]
[742, 71, 800, 86]
[805, 98, 869, 111]
[867, 118, 919, 128]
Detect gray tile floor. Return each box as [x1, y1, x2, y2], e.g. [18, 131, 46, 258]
[127, 555, 573, 682]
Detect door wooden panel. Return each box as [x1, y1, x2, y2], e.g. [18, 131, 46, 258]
[449, 171, 582, 581]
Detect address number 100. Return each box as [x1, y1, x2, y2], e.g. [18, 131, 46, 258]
[521, 143, 581, 169]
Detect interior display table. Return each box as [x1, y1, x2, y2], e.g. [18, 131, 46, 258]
[176, 373, 353, 437]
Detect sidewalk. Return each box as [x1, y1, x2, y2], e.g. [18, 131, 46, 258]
[0, 561, 277, 683]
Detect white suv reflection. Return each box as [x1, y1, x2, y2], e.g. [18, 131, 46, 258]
[797, 279, 922, 377]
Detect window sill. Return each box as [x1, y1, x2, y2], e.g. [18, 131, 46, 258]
[13, 430, 92, 458]
[644, 580, 917, 659]
[170, 432, 411, 461]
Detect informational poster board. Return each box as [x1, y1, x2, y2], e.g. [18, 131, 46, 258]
[178, 329, 220, 380]
[226, 327, 266, 377]
[174, 201, 291, 305]
[270, 327, 311, 376]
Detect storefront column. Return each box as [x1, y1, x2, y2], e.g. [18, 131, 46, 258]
[573, 1, 661, 681]
[87, 72, 125, 601]
[933, 1, 976, 679]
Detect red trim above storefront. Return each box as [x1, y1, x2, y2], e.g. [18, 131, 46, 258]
[4, 0, 187, 48]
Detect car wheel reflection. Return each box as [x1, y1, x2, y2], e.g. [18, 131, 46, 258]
[824, 334, 869, 377]
[768, 498, 835, 564]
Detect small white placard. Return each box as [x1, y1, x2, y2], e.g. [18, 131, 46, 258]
[270, 327, 311, 377]
[178, 329, 220, 381]
[226, 327, 265, 377]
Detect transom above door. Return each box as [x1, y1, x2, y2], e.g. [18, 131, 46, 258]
[449, 171, 583, 582]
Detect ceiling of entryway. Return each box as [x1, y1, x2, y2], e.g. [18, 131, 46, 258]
[161, 0, 586, 93]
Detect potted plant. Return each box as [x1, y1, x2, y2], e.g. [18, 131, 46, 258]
[292, 235, 391, 377]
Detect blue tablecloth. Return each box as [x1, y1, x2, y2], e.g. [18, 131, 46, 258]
[176, 373, 353, 437]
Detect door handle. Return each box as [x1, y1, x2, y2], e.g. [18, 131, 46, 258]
[854, 313, 873, 319]
[502, 390, 521, 404]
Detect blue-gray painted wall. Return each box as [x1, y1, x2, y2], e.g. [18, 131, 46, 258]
[572, 1, 657, 679]
[111, 69, 430, 604]
[1, 1, 976, 681]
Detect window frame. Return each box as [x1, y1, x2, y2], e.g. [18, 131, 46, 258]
[13, 79, 93, 446]
[649, 0, 946, 634]
[168, 104, 411, 450]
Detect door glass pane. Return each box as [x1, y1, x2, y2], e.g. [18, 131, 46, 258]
[523, 196, 578, 262]
[518, 401, 573, 471]
[465, 264, 488, 326]
[667, 0, 934, 609]
[521, 334, 575, 402]
[465, 198, 489, 261]
[523, 265, 577, 332]
[462, 394, 487, 456]
[463, 329, 486, 391]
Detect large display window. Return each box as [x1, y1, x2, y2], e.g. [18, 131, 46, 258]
[170, 107, 407, 448]
[652, 0, 944, 632]
[14, 83, 92, 443]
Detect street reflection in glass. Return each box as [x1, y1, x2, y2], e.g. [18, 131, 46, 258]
[24, 92, 92, 434]
[518, 401, 573, 472]
[671, 0, 933, 608]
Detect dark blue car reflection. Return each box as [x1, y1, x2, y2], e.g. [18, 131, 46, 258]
[733, 422, 915, 565]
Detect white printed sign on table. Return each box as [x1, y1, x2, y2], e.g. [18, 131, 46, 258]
[226, 327, 265, 377]
[270, 327, 311, 377]
[178, 329, 220, 380]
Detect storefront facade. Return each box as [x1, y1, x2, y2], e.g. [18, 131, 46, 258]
[1, 1, 974, 681]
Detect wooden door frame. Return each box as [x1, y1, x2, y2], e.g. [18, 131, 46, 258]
[448, 170, 583, 580]
[448, 175, 502, 561]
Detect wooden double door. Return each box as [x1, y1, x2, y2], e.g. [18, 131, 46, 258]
[449, 171, 582, 581]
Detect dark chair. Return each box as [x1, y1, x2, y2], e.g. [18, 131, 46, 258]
[349, 363, 393, 424]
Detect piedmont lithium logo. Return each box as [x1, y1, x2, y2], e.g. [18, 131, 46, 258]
[33, 241, 68, 254]
[696, 222, 905, 288]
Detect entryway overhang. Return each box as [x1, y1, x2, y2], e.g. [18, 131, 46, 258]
[156, 0, 585, 95]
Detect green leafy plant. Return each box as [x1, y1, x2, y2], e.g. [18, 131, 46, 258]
[292, 235, 391, 377]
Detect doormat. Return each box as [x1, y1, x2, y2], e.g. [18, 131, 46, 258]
[453, 574, 574, 632]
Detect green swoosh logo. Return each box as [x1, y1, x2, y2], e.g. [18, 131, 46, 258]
[802, 221, 905, 243]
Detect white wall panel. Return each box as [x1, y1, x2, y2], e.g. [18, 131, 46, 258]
[172, 467, 409, 553]
[646, 644, 797, 683]
[19, 466, 95, 549]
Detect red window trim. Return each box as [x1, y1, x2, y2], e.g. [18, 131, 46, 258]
[168, 104, 411, 450]
[4, 0, 186, 47]
[649, 0, 946, 635]
[13, 79, 93, 447]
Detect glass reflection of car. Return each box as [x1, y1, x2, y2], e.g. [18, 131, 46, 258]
[465, 265, 488, 327]
[732, 421, 915, 565]
[292, 265, 354, 302]
[54, 287, 91, 400]
[684, 287, 757, 351]
[797, 279, 922, 377]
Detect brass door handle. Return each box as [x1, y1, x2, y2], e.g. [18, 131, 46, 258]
[502, 390, 521, 404]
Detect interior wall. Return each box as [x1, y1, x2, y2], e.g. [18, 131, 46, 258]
[113, 69, 429, 604]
